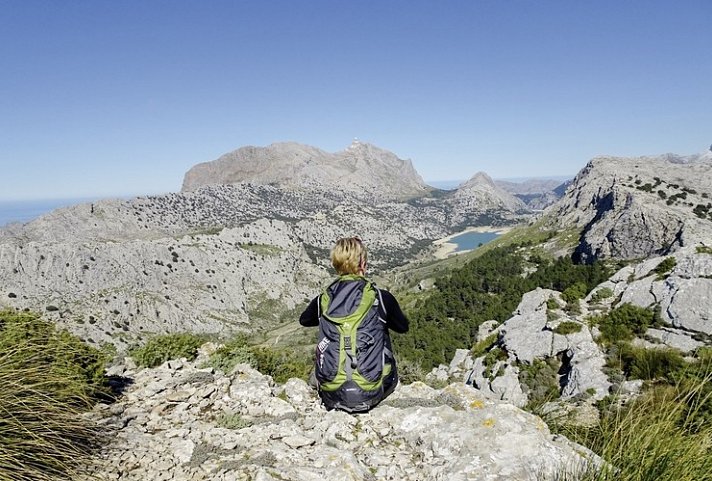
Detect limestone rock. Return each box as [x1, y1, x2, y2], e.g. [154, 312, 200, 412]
[181, 141, 429, 200]
[499, 288, 557, 363]
[80, 356, 602, 481]
[546, 150, 712, 262]
[614, 249, 712, 336]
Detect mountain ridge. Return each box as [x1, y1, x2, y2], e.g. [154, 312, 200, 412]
[181, 140, 430, 200]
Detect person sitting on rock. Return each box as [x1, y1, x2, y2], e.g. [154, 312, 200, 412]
[299, 236, 409, 412]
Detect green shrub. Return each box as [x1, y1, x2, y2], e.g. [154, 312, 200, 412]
[0, 310, 109, 398]
[562, 282, 588, 303]
[590, 287, 614, 304]
[696, 245, 712, 255]
[0, 310, 107, 481]
[651, 257, 677, 280]
[470, 332, 498, 358]
[609, 344, 686, 381]
[552, 366, 712, 481]
[205, 335, 255, 373]
[395, 353, 427, 385]
[546, 298, 560, 310]
[130, 333, 206, 368]
[518, 358, 560, 409]
[249, 346, 312, 384]
[565, 299, 582, 315]
[591, 303, 661, 345]
[553, 321, 583, 335]
[215, 413, 252, 429]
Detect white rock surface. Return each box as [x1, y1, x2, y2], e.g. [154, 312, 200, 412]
[82, 356, 602, 481]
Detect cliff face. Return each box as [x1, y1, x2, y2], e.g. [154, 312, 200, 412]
[546, 150, 712, 262]
[181, 141, 429, 200]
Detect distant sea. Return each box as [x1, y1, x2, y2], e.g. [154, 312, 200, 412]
[0, 197, 103, 227]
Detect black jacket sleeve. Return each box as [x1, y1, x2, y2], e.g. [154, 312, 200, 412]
[379, 289, 409, 334]
[299, 296, 319, 327]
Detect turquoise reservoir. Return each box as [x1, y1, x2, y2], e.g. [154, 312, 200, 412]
[449, 231, 500, 252]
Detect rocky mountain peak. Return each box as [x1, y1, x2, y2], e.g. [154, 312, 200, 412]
[449, 171, 526, 212]
[459, 171, 496, 189]
[181, 141, 429, 200]
[547, 149, 712, 262]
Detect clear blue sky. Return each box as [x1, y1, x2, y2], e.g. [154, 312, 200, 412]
[1, 0, 710, 201]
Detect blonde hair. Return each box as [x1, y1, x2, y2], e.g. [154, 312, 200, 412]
[330, 237, 367, 275]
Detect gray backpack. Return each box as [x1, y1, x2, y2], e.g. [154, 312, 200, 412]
[315, 275, 397, 412]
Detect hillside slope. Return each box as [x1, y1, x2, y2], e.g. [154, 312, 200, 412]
[546, 148, 712, 261]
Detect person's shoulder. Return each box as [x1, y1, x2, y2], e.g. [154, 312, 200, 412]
[372, 286, 398, 303]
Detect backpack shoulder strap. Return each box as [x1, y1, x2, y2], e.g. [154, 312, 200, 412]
[372, 285, 387, 320]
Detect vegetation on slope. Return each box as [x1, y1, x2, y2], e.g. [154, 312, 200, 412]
[553, 349, 712, 481]
[0, 310, 109, 481]
[394, 244, 612, 368]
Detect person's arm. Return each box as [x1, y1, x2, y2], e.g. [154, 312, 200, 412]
[299, 296, 320, 327]
[379, 290, 409, 333]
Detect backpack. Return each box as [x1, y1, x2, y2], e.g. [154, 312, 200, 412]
[314, 275, 397, 412]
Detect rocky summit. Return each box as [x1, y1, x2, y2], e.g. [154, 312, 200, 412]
[181, 141, 430, 200]
[82, 348, 601, 481]
[450, 172, 527, 213]
[547, 149, 712, 262]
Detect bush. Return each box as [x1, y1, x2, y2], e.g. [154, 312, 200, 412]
[250, 346, 312, 384]
[205, 335, 255, 373]
[553, 321, 583, 335]
[482, 346, 508, 378]
[590, 287, 613, 304]
[562, 282, 588, 303]
[130, 333, 206, 368]
[553, 365, 712, 481]
[470, 332, 499, 358]
[610, 344, 686, 381]
[565, 299, 582, 315]
[518, 358, 560, 409]
[0, 310, 107, 481]
[395, 353, 427, 385]
[651, 257, 677, 279]
[0, 310, 109, 398]
[214, 413, 252, 429]
[591, 303, 661, 345]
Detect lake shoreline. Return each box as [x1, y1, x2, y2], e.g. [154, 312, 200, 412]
[432, 226, 512, 259]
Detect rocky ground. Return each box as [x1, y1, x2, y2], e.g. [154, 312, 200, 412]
[83, 347, 601, 481]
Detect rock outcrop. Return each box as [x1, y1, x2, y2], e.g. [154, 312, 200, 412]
[83, 351, 601, 481]
[0, 219, 327, 349]
[600, 247, 712, 337]
[546, 149, 712, 262]
[182, 141, 429, 200]
[465, 289, 610, 407]
[435, 247, 712, 410]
